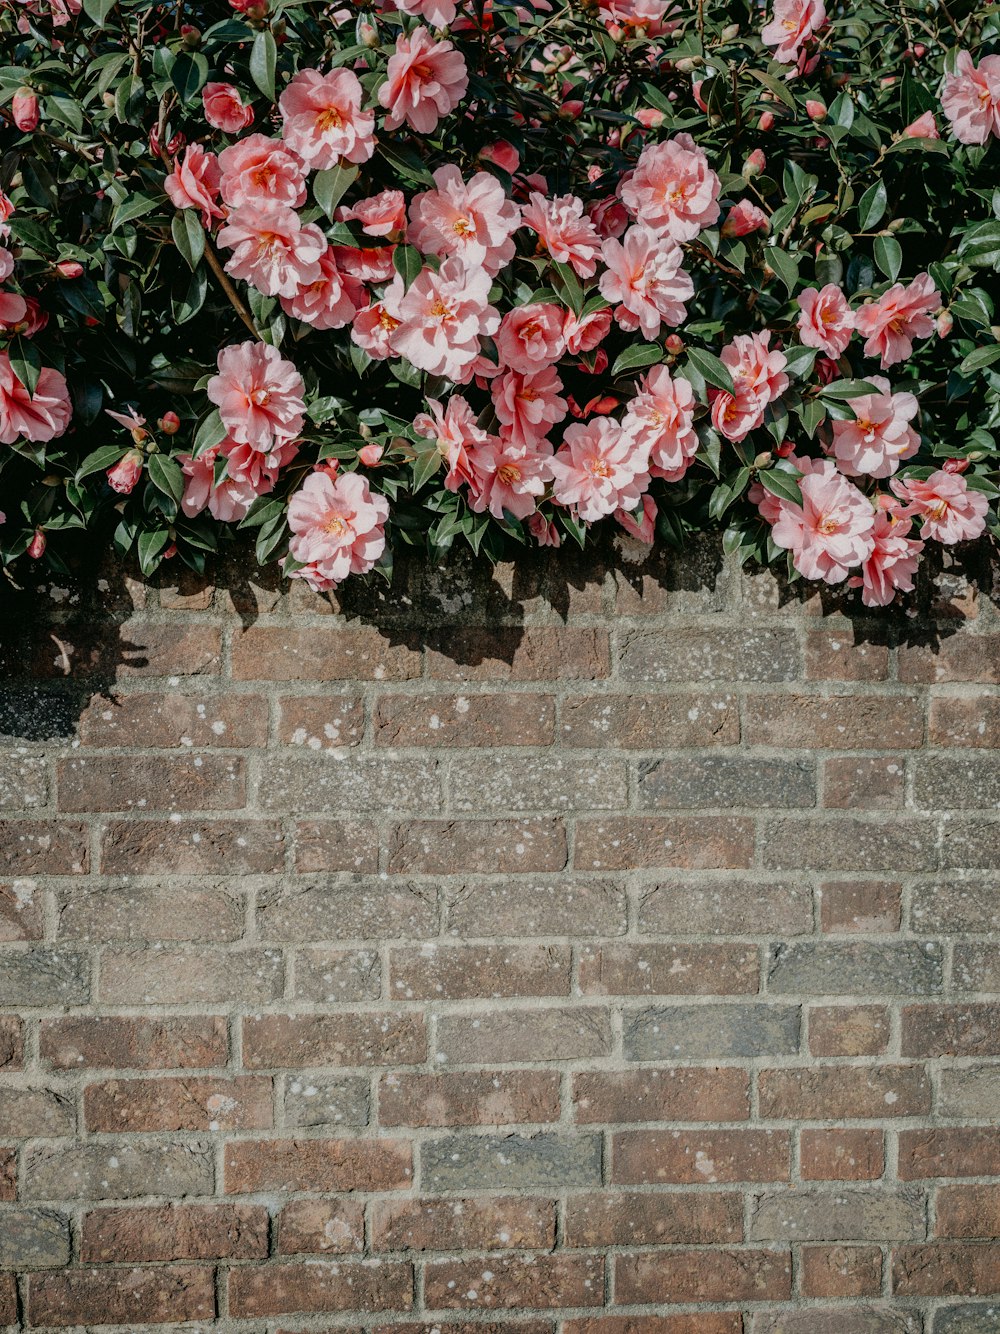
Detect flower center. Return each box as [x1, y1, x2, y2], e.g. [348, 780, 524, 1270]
[817, 514, 839, 535]
[316, 106, 343, 131]
[323, 513, 349, 537]
[587, 458, 612, 479]
[497, 462, 521, 485]
[452, 216, 474, 236]
[927, 499, 949, 520]
[250, 388, 271, 407]
[429, 297, 454, 321]
[414, 63, 433, 80]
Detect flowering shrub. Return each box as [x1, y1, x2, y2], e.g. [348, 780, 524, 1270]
[1, 0, 999, 603]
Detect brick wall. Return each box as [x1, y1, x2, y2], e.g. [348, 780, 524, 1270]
[0, 534, 998, 1334]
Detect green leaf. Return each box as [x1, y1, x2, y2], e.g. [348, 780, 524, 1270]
[959, 344, 1000, 376]
[9, 337, 41, 397]
[799, 397, 826, 439]
[393, 244, 424, 291]
[858, 181, 887, 231]
[685, 347, 735, 395]
[313, 164, 359, 220]
[707, 466, 751, 519]
[552, 261, 584, 317]
[82, 0, 116, 24]
[147, 453, 185, 506]
[137, 528, 171, 576]
[191, 408, 227, 458]
[77, 444, 128, 481]
[249, 29, 277, 101]
[757, 467, 803, 505]
[411, 446, 441, 493]
[377, 141, 435, 187]
[611, 343, 662, 377]
[171, 51, 209, 104]
[113, 193, 163, 231]
[874, 235, 903, 283]
[171, 210, 205, 272]
[767, 246, 799, 295]
[819, 379, 883, 400]
[783, 345, 817, 378]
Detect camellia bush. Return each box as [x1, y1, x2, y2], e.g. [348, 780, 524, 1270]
[0, 0, 999, 602]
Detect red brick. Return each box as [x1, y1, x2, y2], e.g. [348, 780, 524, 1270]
[615, 1249, 791, 1303]
[0, 1146, 15, 1200]
[0, 879, 44, 941]
[744, 693, 924, 748]
[98, 946, 283, 1005]
[808, 1006, 890, 1057]
[0, 1015, 24, 1069]
[375, 693, 555, 746]
[81, 1203, 269, 1262]
[822, 756, 906, 809]
[0, 821, 88, 875]
[294, 820, 379, 872]
[0, 1273, 13, 1324]
[232, 626, 422, 681]
[898, 635, 1000, 683]
[379, 1071, 561, 1127]
[370, 1197, 555, 1251]
[898, 1128, 1000, 1180]
[579, 943, 758, 995]
[27, 1265, 216, 1325]
[78, 691, 268, 747]
[564, 1320, 741, 1334]
[84, 1075, 273, 1132]
[800, 1129, 885, 1182]
[560, 693, 739, 748]
[426, 628, 610, 681]
[118, 622, 222, 676]
[759, 1066, 929, 1119]
[574, 817, 754, 870]
[225, 1138, 412, 1193]
[229, 1260, 414, 1317]
[892, 1242, 1000, 1295]
[40, 1016, 227, 1070]
[277, 693, 365, 747]
[424, 1254, 603, 1309]
[902, 1003, 1000, 1057]
[374, 1325, 551, 1334]
[936, 1184, 1000, 1238]
[277, 1197, 365, 1254]
[805, 629, 890, 681]
[563, 1191, 743, 1247]
[613, 1130, 790, 1185]
[929, 693, 1000, 747]
[57, 754, 246, 812]
[801, 1245, 882, 1297]
[390, 944, 570, 1000]
[242, 1013, 426, 1069]
[387, 819, 567, 874]
[572, 1069, 749, 1123]
[819, 881, 902, 933]
[100, 819, 284, 873]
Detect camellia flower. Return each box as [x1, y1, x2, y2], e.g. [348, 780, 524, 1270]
[286, 469, 389, 591]
[891, 469, 989, 544]
[207, 340, 306, 451]
[563, 307, 612, 356]
[549, 417, 651, 522]
[848, 506, 923, 606]
[721, 200, 769, 238]
[202, 82, 254, 134]
[492, 366, 568, 448]
[854, 273, 940, 369]
[622, 365, 698, 482]
[521, 192, 603, 278]
[279, 67, 376, 168]
[711, 331, 789, 442]
[496, 303, 568, 374]
[761, 0, 826, 64]
[218, 135, 306, 210]
[341, 190, 406, 239]
[280, 246, 365, 329]
[414, 394, 488, 491]
[0, 353, 72, 444]
[769, 460, 875, 583]
[12, 87, 39, 133]
[830, 377, 919, 479]
[469, 435, 553, 520]
[527, 511, 560, 546]
[218, 202, 326, 298]
[388, 257, 500, 383]
[408, 166, 520, 276]
[616, 493, 657, 543]
[106, 450, 143, 494]
[797, 284, 855, 358]
[394, 0, 457, 31]
[164, 144, 224, 229]
[352, 293, 403, 361]
[599, 225, 694, 338]
[620, 134, 721, 242]
[941, 50, 1000, 145]
[378, 28, 469, 135]
[903, 110, 939, 140]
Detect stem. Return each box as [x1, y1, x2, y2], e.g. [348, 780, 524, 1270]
[203, 241, 262, 341]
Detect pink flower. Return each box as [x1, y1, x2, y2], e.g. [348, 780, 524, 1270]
[854, 273, 940, 369]
[218, 135, 306, 210]
[549, 417, 651, 522]
[711, 331, 788, 442]
[469, 436, 553, 520]
[563, 307, 612, 356]
[414, 395, 487, 491]
[0, 293, 27, 330]
[480, 140, 520, 174]
[394, 0, 456, 30]
[848, 509, 923, 606]
[527, 511, 560, 546]
[279, 68, 376, 169]
[280, 246, 365, 329]
[287, 470, 389, 591]
[588, 195, 629, 241]
[164, 144, 224, 230]
[903, 110, 939, 139]
[202, 82, 254, 133]
[218, 202, 326, 298]
[599, 225, 693, 338]
[721, 200, 770, 238]
[761, 0, 826, 64]
[12, 88, 39, 133]
[622, 365, 698, 482]
[207, 340, 305, 451]
[388, 257, 500, 383]
[770, 462, 875, 583]
[891, 469, 990, 544]
[335, 243, 396, 285]
[620, 134, 721, 242]
[180, 435, 289, 523]
[520, 192, 602, 278]
[796, 284, 854, 358]
[830, 376, 919, 479]
[0, 353, 71, 444]
[496, 303, 568, 374]
[492, 366, 568, 448]
[106, 451, 143, 494]
[941, 50, 1000, 145]
[352, 296, 402, 361]
[616, 493, 657, 543]
[379, 28, 468, 135]
[408, 165, 520, 276]
[341, 190, 406, 239]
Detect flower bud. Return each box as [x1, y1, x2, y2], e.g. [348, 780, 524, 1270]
[775, 439, 795, 457]
[636, 107, 665, 129]
[806, 99, 827, 121]
[757, 110, 775, 131]
[665, 334, 684, 357]
[743, 148, 766, 178]
[358, 20, 379, 46]
[12, 88, 39, 133]
[720, 22, 740, 41]
[55, 259, 83, 279]
[359, 443, 383, 466]
[27, 529, 46, 559]
[935, 311, 953, 339]
[675, 56, 702, 72]
[180, 23, 201, 46]
[107, 450, 144, 495]
[158, 411, 181, 435]
[942, 457, 970, 474]
[754, 452, 773, 469]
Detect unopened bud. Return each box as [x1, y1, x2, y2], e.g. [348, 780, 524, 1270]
[942, 456, 970, 474]
[55, 260, 83, 279]
[159, 411, 181, 435]
[757, 110, 775, 132]
[775, 439, 795, 458]
[720, 22, 739, 41]
[665, 334, 684, 356]
[754, 452, 773, 470]
[27, 529, 46, 559]
[935, 311, 953, 338]
[743, 148, 766, 178]
[806, 99, 827, 121]
[12, 88, 39, 133]
[359, 20, 378, 45]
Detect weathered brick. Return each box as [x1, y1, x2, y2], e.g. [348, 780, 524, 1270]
[293, 820, 380, 872]
[390, 943, 570, 1000]
[0, 1272, 14, 1324]
[450, 754, 628, 812]
[27, 1265, 216, 1326]
[370, 1197, 555, 1251]
[379, 1071, 561, 1127]
[424, 1254, 603, 1309]
[638, 755, 815, 809]
[931, 1306, 1000, 1333]
[575, 816, 754, 870]
[420, 1133, 602, 1192]
[759, 1066, 930, 1119]
[808, 1005, 890, 1057]
[805, 629, 890, 681]
[579, 942, 758, 996]
[259, 881, 438, 941]
[436, 1007, 612, 1064]
[447, 879, 626, 937]
[0, 754, 47, 808]
[57, 754, 245, 811]
[615, 1248, 792, 1303]
[225, 1138, 412, 1193]
[800, 1245, 882, 1298]
[118, 622, 222, 676]
[388, 819, 567, 874]
[560, 693, 740, 748]
[914, 756, 1000, 809]
[911, 880, 1000, 932]
[637, 880, 812, 936]
[749, 1311, 920, 1334]
[232, 626, 422, 681]
[899, 1129, 1000, 1180]
[426, 627, 610, 681]
[243, 1013, 426, 1069]
[83, 1075, 273, 1132]
[937, 1186, 1000, 1240]
[0, 946, 89, 1005]
[261, 755, 442, 815]
[0, 877, 44, 940]
[953, 942, 1000, 991]
[0, 1146, 15, 1199]
[800, 1129, 885, 1182]
[902, 1004, 1000, 1058]
[819, 880, 902, 933]
[625, 1003, 800, 1061]
[929, 694, 1000, 748]
[78, 690, 268, 747]
[767, 941, 942, 994]
[621, 627, 800, 682]
[277, 1197, 365, 1254]
[744, 693, 924, 747]
[613, 1130, 789, 1185]
[750, 1188, 925, 1242]
[941, 820, 1000, 869]
[892, 1244, 1000, 1296]
[277, 693, 365, 747]
[0, 1086, 74, 1137]
[55, 882, 242, 942]
[573, 1069, 749, 1123]
[823, 756, 906, 809]
[375, 693, 554, 746]
[0, 820, 88, 875]
[283, 1074, 370, 1129]
[0, 1014, 23, 1069]
[0, 1207, 71, 1267]
[228, 1259, 414, 1317]
[293, 947, 381, 1002]
[938, 1066, 1000, 1119]
[100, 819, 285, 873]
[39, 1015, 227, 1070]
[99, 943, 283, 1005]
[898, 635, 1000, 683]
[81, 1203, 269, 1262]
[760, 817, 937, 871]
[25, 1142, 214, 1200]
[563, 1191, 743, 1247]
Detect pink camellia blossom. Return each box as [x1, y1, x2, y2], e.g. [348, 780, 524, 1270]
[335, 243, 396, 285]
[180, 434, 292, 523]
[0, 354, 71, 444]
[549, 417, 651, 522]
[796, 284, 855, 358]
[394, 0, 457, 30]
[711, 331, 789, 442]
[408, 166, 520, 276]
[941, 50, 1000, 146]
[279, 68, 376, 169]
[492, 366, 568, 448]
[761, 0, 826, 64]
[286, 469, 389, 591]
[622, 365, 698, 482]
[12, 87, 39, 133]
[891, 468, 990, 544]
[352, 295, 403, 361]
[616, 493, 657, 543]
[0, 293, 27, 330]
[521, 192, 602, 278]
[414, 395, 488, 491]
[0, 248, 12, 283]
[388, 257, 500, 383]
[469, 435, 553, 520]
[769, 461, 875, 584]
[379, 28, 469, 135]
[599, 225, 693, 338]
[480, 140, 520, 174]
[164, 144, 224, 230]
[848, 507, 923, 606]
[620, 134, 721, 242]
[341, 189, 406, 239]
[830, 376, 919, 479]
[106, 450, 143, 495]
[903, 110, 939, 139]
[106, 407, 148, 442]
[218, 202, 326, 298]
[564, 307, 612, 356]
[280, 246, 365, 329]
[202, 82, 254, 134]
[721, 200, 770, 238]
[527, 511, 560, 546]
[854, 272, 940, 369]
[496, 302, 568, 374]
[207, 340, 305, 451]
[359, 443, 383, 467]
[588, 195, 629, 241]
[218, 135, 306, 210]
